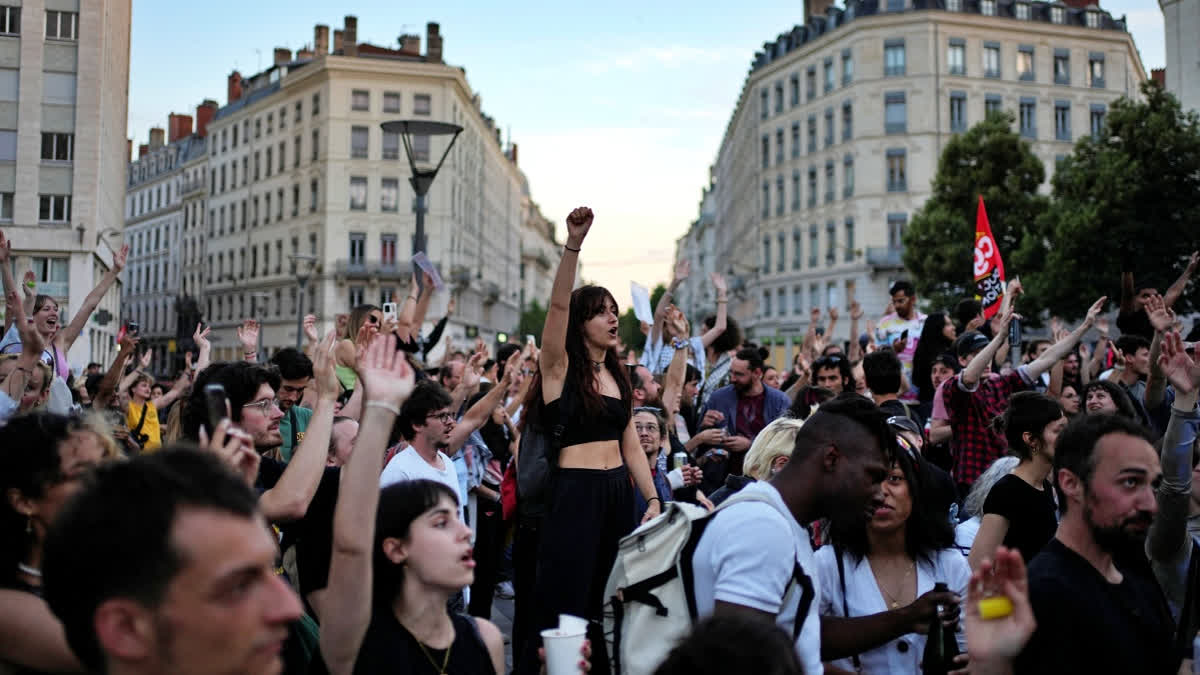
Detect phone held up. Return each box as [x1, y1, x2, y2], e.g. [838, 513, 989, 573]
[204, 384, 230, 436]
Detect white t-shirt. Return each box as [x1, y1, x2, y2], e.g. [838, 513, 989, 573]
[691, 481, 823, 675]
[380, 446, 464, 522]
[814, 546, 970, 674]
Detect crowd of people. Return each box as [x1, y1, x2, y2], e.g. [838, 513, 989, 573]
[0, 214, 1198, 675]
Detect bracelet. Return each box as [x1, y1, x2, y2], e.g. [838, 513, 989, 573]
[716, 300, 728, 304]
[646, 497, 662, 505]
[365, 400, 401, 415]
[563, 245, 581, 253]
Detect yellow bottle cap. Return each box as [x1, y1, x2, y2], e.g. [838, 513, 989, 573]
[978, 595, 1014, 620]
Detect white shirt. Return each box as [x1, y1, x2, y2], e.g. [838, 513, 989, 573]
[691, 481, 823, 675]
[954, 517, 982, 556]
[380, 446, 464, 522]
[640, 334, 706, 376]
[814, 547, 970, 674]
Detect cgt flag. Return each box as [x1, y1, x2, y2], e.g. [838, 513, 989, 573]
[973, 195, 1006, 319]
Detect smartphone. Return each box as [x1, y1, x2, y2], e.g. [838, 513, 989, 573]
[127, 320, 139, 337]
[382, 302, 398, 322]
[525, 334, 536, 346]
[203, 384, 230, 435]
[900, 329, 909, 341]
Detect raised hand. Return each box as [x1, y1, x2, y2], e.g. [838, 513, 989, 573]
[673, 258, 691, 283]
[1157, 331, 1200, 395]
[462, 349, 487, 390]
[0, 229, 11, 264]
[139, 347, 153, 370]
[1095, 316, 1110, 339]
[192, 322, 211, 350]
[1187, 251, 1199, 275]
[303, 314, 319, 344]
[828, 306, 840, 322]
[8, 290, 43, 354]
[849, 301, 864, 321]
[446, 296, 456, 315]
[313, 331, 340, 401]
[710, 272, 727, 296]
[236, 319, 259, 353]
[1083, 296, 1107, 327]
[667, 306, 690, 339]
[335, 313, 349, 338]
[112, 244, 129, 272]
[965, 546, 1036, 667]
[810, 307, 822, 324]
[20, 270, 35, 300]
[199, 419, 259, 487]
[356, 333, 415, 408]
[500, 348, 523, 388]
[565, 206, 594, 245]
[1144, 293, 1174, 333]
[1049, 316, 1063, 337]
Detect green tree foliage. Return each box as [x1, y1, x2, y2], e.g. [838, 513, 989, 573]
[902, 111, 1050, 313]
[517, 299, 548, 343]
[617, 284, 667, 354]
[1018, 81, 1200, 317]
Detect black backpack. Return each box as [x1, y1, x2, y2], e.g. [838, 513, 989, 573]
[515, 389, 570, 520]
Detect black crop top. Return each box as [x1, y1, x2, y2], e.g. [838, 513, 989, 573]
[545, 395, 629, 448]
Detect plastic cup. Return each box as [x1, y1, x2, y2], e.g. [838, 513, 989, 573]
[558, 614, 588, 634]
[541, 626, 586, 675]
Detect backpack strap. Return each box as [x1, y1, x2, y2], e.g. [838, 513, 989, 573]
[131, 402, 149, 439]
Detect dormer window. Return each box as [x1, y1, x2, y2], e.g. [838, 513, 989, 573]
[981, 0, 996, 15]
[1085, 9, 1100, 27]
[1015, 2, 1030, 19]
[1050, 5, 1065, 23]
[946, 0, 962, 11]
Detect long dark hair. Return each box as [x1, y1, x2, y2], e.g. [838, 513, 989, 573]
[912, 312, 952, 404]
[523, 285, 631, 430]
[372, 480, 461, 608]
[829, 444, 955, 564]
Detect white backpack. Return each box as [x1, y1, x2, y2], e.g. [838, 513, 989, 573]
[603, 490, 814, 675]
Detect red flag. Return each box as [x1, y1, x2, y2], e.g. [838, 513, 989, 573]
[973, 195, 1006, 319]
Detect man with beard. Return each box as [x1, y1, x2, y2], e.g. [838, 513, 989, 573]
[701, 347, 791, 476]
[630, 363, 663, 408]
[1016, 414, 1176, 674]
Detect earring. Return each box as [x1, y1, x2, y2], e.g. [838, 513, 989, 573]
[25, 516, 32, 534]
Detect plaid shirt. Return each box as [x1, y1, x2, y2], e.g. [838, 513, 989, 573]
[945, 368, 1033, 487]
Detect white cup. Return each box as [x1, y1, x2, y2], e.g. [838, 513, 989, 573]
[541, 625, 586, 675]
[558, 614, 589, 634]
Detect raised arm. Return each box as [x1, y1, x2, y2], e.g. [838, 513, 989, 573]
[1163, 251, 1198, 309]
[56, 244, 127, 353]
[259, 332, 339, 523]
[94, 335, 136, 410]
[151, 372, 189, 409]
[393, 273, 420, 340]
[653, 259, 689, 344]
[661, 310, 690, 419]
[447, 350, 521, 451]
[699, 273, 728, 349]
[237, 320, 260, 363]
[962, 309, 1013, 389]
[1145, 294, 1174, 410]
[847, 301, 864, 362]
[1024, 297, 1106, 381]
[541, 207, 591, 396]
[406, 272, 436, 344]
[826, 306, 840, 344]
[1147, 330, 1200, 565]
[448, 349, 486, 412]
[318, 333, 413, 675]
[192, 323, 212, 373]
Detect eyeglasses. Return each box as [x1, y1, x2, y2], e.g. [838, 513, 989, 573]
[426, 411, 455, 424]
[242, 398, 281, 414]
[634, 423, 661, 434]
[521, 369, 535, 376]
[634, 406, 662, 414]
[366, 315, 380, 324]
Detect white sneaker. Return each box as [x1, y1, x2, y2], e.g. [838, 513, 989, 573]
[495, 581, 515, 599]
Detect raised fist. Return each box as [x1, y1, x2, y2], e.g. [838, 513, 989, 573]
[565, 207, 594, 244]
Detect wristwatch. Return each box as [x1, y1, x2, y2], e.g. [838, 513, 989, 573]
[671, 337, 688, 350]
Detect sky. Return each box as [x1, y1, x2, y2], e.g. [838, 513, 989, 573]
[128, 0, 1166, 308]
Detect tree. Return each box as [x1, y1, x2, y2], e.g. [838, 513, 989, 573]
[1019, 81, 1200, 317]
[517, 299, 548, 342]
[902, 111, 1051, 313]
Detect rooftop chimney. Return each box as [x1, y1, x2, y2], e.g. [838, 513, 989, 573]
[297, 45, 314, 60]
[227, 71, 243, 104]
[148, 127, 165, 149]
[805, 0, 834, 24]
[127, 139, 133, 162]
[273, 47, 292, 66]
[333, 29, 343, 54]
[400, 34, 420, 54]
[426, 22, 443, 64]
[195, 99, 218, 137]
[138, 143, 149, 159]
[167, 113, 193, 142]
[314, 24, 329, 55]
[510, 142, 518, 166]
[343, 16, 358, 57]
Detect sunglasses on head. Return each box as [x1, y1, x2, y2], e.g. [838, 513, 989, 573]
[366, 315, 380, 324]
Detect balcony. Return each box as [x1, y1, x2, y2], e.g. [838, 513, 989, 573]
[335, 259, 409, 284]
[866, 247, 904, 269]
[39, 281, 70, 298]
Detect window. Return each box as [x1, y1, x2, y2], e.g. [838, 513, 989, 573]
[1019, 98, 1036, 138]
[888, 213, 907, 250]
[950, 91, 967, 132]
[351, 126, 369, 158]
[807, 116, 816, 152]
[777, 288, 787, 316]
[791, 123, 800, 158]
[947, 0, 962, 10]
[381, 234, 397, 265]
[842, 102, 853, 140]
[412, 135, 430, 161]
[790, 75, 800, 106]
[349, 233, 366, 265]
[824, 161, 834, 203]
[381, 130, 401, 160]
[824, 58, 834, 93]
[761, 136, 769, 168]
[885, 92, 906, 134]
[775, 82, 783, 113]
[0, 7, 19, 35]
[807, 167, 817, 208]
[253, 152, 260, 180]
[1054, 50, 1071, 84]
[38, 194, 70, 222]
[984, 43, 1001, 78]
[843, 155, 855, 197]
[295, 100, 302, 122]
[793, 285, 803, 313]
[809, 281, 820, 311]
[42, 72, 75, 104]
[884, 41, 905, 76]
[0, 192, 12, 220]
[383, 92, 401, 113]
[40, 132, 72, 161]
[255, 118, 261, 139]
[1086, 9, 1100, 28]
[792, 171, 801, 211]
[349, 177, 367, 211]
[777, 233, 786, 272]
[776, 129, 784, 164]
[266, 112, 273, 135]
[45, 10, 77, 40]
[231, 162, 237, 186]
[761, 183, 770, 219]
[294, 136, 301, 167]
[279, 106, 286, 129]
[844, 219, 855, 262]
[241, 156, 248, 185]
[981, 0, 996, 15]
[349, 286, 364, 308]
[985, 94, 1003, 116]
[219, 165, 226, 193]
[1018, 47, 1034, 80]
[1051, 5, 1065, 23]
[792, 229, 802, 269]
[948, 40, 965, 75]
[278, 142, 285, 172]
[312, 129, 319, 161]
[825, 223, 836, 266]
[263, 194, 271, 224]
[1015, 2, 1030, 19]
[312, 92, 320, 117]
[310, 179, 319, 211]
[762, 237, 771, 273]
[251, 196, 259, 226]
[414, 94, 431, 115]
[888, 0, 904, 10]
[381, 177, 399, 213]
[886, 149, 907, 192]
[824, 108, 834, 147]
[806, 67, 816, 100]
[776, 176, 784, 216]
[809, 226, 819, 267]
[277, 188, 284, 220]
[292, 184, 299, 217]
[0, 68, 18, 101]
[763, 290, 772, 317]
[351, 89, 369, 111]
[1089, 53, 1105, 88]
[1090, 105, 1107, 138]
[265, 147, 273, 177]
[842, 49, 854, 85]
[1055, 101, 1071, 140]
[760, 89, 769, 119]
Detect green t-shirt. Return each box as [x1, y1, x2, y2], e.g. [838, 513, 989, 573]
[279, 405, 314, 463]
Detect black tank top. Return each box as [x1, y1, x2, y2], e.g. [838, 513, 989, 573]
[309, 611, 496, 675]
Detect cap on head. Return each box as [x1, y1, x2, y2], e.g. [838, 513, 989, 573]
[955, 331, 990, 358]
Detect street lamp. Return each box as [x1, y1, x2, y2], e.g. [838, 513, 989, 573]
[289, 254, 318, 349]
[379, 119, 463, 256]
[249, 292, 271, 361]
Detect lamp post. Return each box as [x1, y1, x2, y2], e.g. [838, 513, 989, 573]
[379, 120, 463, 256]
[289, 254, 317, 349]
[249, 292, 271, 361]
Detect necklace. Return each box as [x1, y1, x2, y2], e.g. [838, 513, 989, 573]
[17, 562, 41, 578]
[415, 638, 451, 675]
[871, 559, 914, 609]
[590, 359, 604, 370]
